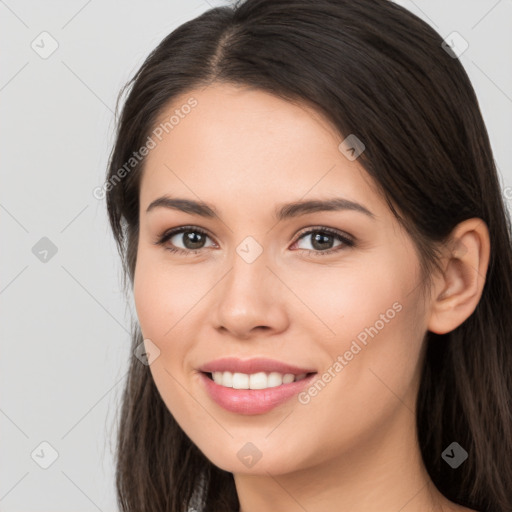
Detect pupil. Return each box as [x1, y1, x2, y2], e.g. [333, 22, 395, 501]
[312, 232, 332, 250]
[184, 231, 204, 249]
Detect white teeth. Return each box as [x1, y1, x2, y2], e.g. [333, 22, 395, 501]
[222, 371, 233, 387]
[268, 372, 284, 388]
[249, 372, 268, 390]
[211, 371, 308, 389]
[232, 372, 249, 389]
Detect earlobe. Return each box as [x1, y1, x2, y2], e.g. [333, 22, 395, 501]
[427, 218, 490, 335]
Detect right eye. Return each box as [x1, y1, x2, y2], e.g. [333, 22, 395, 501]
[154, 226, 217, 255]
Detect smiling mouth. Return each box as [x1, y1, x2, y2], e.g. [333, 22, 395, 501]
[202, 371, 316, 390]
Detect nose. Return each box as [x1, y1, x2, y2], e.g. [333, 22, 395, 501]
[212, 249, 289, 340]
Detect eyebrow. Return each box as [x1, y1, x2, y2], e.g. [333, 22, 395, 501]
[145, 196, 375, 220]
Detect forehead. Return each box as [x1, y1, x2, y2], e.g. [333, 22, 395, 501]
[139, 83, 385, 217]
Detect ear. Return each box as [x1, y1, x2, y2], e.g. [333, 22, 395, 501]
[427, 218, 490, 335]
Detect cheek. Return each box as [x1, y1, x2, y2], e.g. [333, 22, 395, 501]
[132, 243, 183, 346]
[133, 256, 163, 340]
[132, 252, 196, 420]
[292, 284, 425, 464]
[296, 250, 425, 395]
[133, 247, 195, 339]
[133, 248, 216, 373]
[287, 255, 411, 345]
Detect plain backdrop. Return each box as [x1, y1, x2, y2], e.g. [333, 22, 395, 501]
[1, 0, 511, 510]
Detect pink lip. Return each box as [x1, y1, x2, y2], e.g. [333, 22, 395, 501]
[197, 357, 317, 415]
[198, 372, 316, 415]
[198, 357, 316, 375]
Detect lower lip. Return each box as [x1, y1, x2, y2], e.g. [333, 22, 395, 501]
[199, 372, 316, 415]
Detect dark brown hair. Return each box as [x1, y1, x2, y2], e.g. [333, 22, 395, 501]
[105, 1, 512, 510]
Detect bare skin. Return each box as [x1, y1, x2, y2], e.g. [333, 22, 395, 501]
[133, 82, 488, 512]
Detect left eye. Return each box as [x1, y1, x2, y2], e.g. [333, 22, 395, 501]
[292, 228, 354, 253]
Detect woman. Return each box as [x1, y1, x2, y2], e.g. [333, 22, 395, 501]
[105, 0, 512, 510]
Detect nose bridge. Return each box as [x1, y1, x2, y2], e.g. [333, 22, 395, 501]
[222, 239, 271, 309]
[212, 236, 287, 336]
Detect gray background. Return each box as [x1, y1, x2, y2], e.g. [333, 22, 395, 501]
[1, 1, 511, 510]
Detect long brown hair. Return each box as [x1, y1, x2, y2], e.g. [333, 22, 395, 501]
[105, 1, 512, 510]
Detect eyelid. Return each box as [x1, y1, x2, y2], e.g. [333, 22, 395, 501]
[295, 225, 354, 243]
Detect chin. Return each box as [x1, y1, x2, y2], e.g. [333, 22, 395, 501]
[192, 435, 309, 476]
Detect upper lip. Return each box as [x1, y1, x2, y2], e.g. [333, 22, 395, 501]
[198, 357, 317, 375]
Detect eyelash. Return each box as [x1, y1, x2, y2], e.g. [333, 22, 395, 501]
[153, 225, 356, 257]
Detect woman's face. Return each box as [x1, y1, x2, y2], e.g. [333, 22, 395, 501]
[133, 83, 430, 475]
